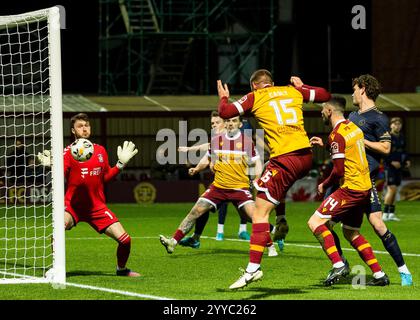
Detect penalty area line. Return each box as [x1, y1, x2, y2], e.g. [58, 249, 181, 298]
[65, 282, 175, 300]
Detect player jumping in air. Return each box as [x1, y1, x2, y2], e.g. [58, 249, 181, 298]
[217, 70, 331, 289]
[37, 113, 140, 277]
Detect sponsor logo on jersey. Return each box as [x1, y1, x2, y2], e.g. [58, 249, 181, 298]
[238, 95, 248, 104]
[80, 168, 89, 179]
[91, 167, 102, 176]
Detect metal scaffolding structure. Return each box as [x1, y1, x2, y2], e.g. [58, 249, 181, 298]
[99, 0, 276, 95]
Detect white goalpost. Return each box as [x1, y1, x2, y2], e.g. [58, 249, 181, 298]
[0, 7, 65, 285]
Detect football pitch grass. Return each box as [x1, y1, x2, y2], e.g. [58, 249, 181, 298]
[1, 201, 420, 300]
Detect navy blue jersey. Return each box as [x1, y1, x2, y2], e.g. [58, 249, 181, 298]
[348, 107, 391, 173]
[385, 133, 408, 167]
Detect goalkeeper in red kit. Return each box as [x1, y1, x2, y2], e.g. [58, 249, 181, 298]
[37, 113, 140, 277]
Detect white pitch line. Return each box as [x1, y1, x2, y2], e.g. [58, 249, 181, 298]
[66, 235, 420, 257]
[65, 282, 175, 300]
[199, 236, 420, 258]
[144, 95, 171, 111]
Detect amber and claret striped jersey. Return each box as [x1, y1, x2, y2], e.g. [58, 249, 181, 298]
[328, 119, 372, 191]
[218, 84, 331, 158]
[207, 131, 259, 189]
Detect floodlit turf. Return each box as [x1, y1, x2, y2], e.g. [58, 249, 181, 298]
[0, 201, 419, 300]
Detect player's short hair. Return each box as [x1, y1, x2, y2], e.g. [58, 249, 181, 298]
[210, 111, 219, 118]
[352, 74, 381, 101]
[327, 95, 346, 113]
[390, 117, 402, 124]
[250, 69, 274, 87]
[70, 113, 90, 128]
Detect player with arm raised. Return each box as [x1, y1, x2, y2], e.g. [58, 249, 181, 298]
[329, 75, 412, 286]
[159, 116, 265, 254]
[309, 96, 389, 286]
[38, 113, 139, 277]
[219, 70, 331, 289]
[178, 111, 252, 249]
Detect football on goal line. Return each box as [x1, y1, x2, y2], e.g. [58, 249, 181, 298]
[71, 138, 94, 162]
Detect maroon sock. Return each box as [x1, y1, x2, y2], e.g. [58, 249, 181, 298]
[250, 223, 271, 264]
[351, 235, 382, 273]
[173, 229, 185, 243]
[313, 224, 342, 265]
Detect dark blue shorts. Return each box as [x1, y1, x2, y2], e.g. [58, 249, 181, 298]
[366, 170, 382, 215]
[385, 166, 402, 186]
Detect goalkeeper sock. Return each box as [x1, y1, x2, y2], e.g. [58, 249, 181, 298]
[117, 233, 131, 269]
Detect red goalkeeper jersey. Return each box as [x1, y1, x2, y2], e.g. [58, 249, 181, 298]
[64, 143, 119, 213]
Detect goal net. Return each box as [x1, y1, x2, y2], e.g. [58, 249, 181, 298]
[0, 7, 65, 285]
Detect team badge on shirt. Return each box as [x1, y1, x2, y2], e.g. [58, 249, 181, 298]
[330, 142, 339, 154]
[97, 154, 104, 163]
[238, 95, 248, 104]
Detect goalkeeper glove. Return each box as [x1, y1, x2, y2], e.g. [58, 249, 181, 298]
[37, 150, 51, 167]
[116, 141, 139, 169]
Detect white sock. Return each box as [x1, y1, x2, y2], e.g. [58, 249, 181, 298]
[172, 238, 178, 245]
[246, 263, 260, 273]
[239, 224, 247, 233]
[271, 226, 276, 234]
[333, 261, 345, 268]
[217, 224, 224, 234]
[373, 271, 385, 279]
[398, 265, 410, 274]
